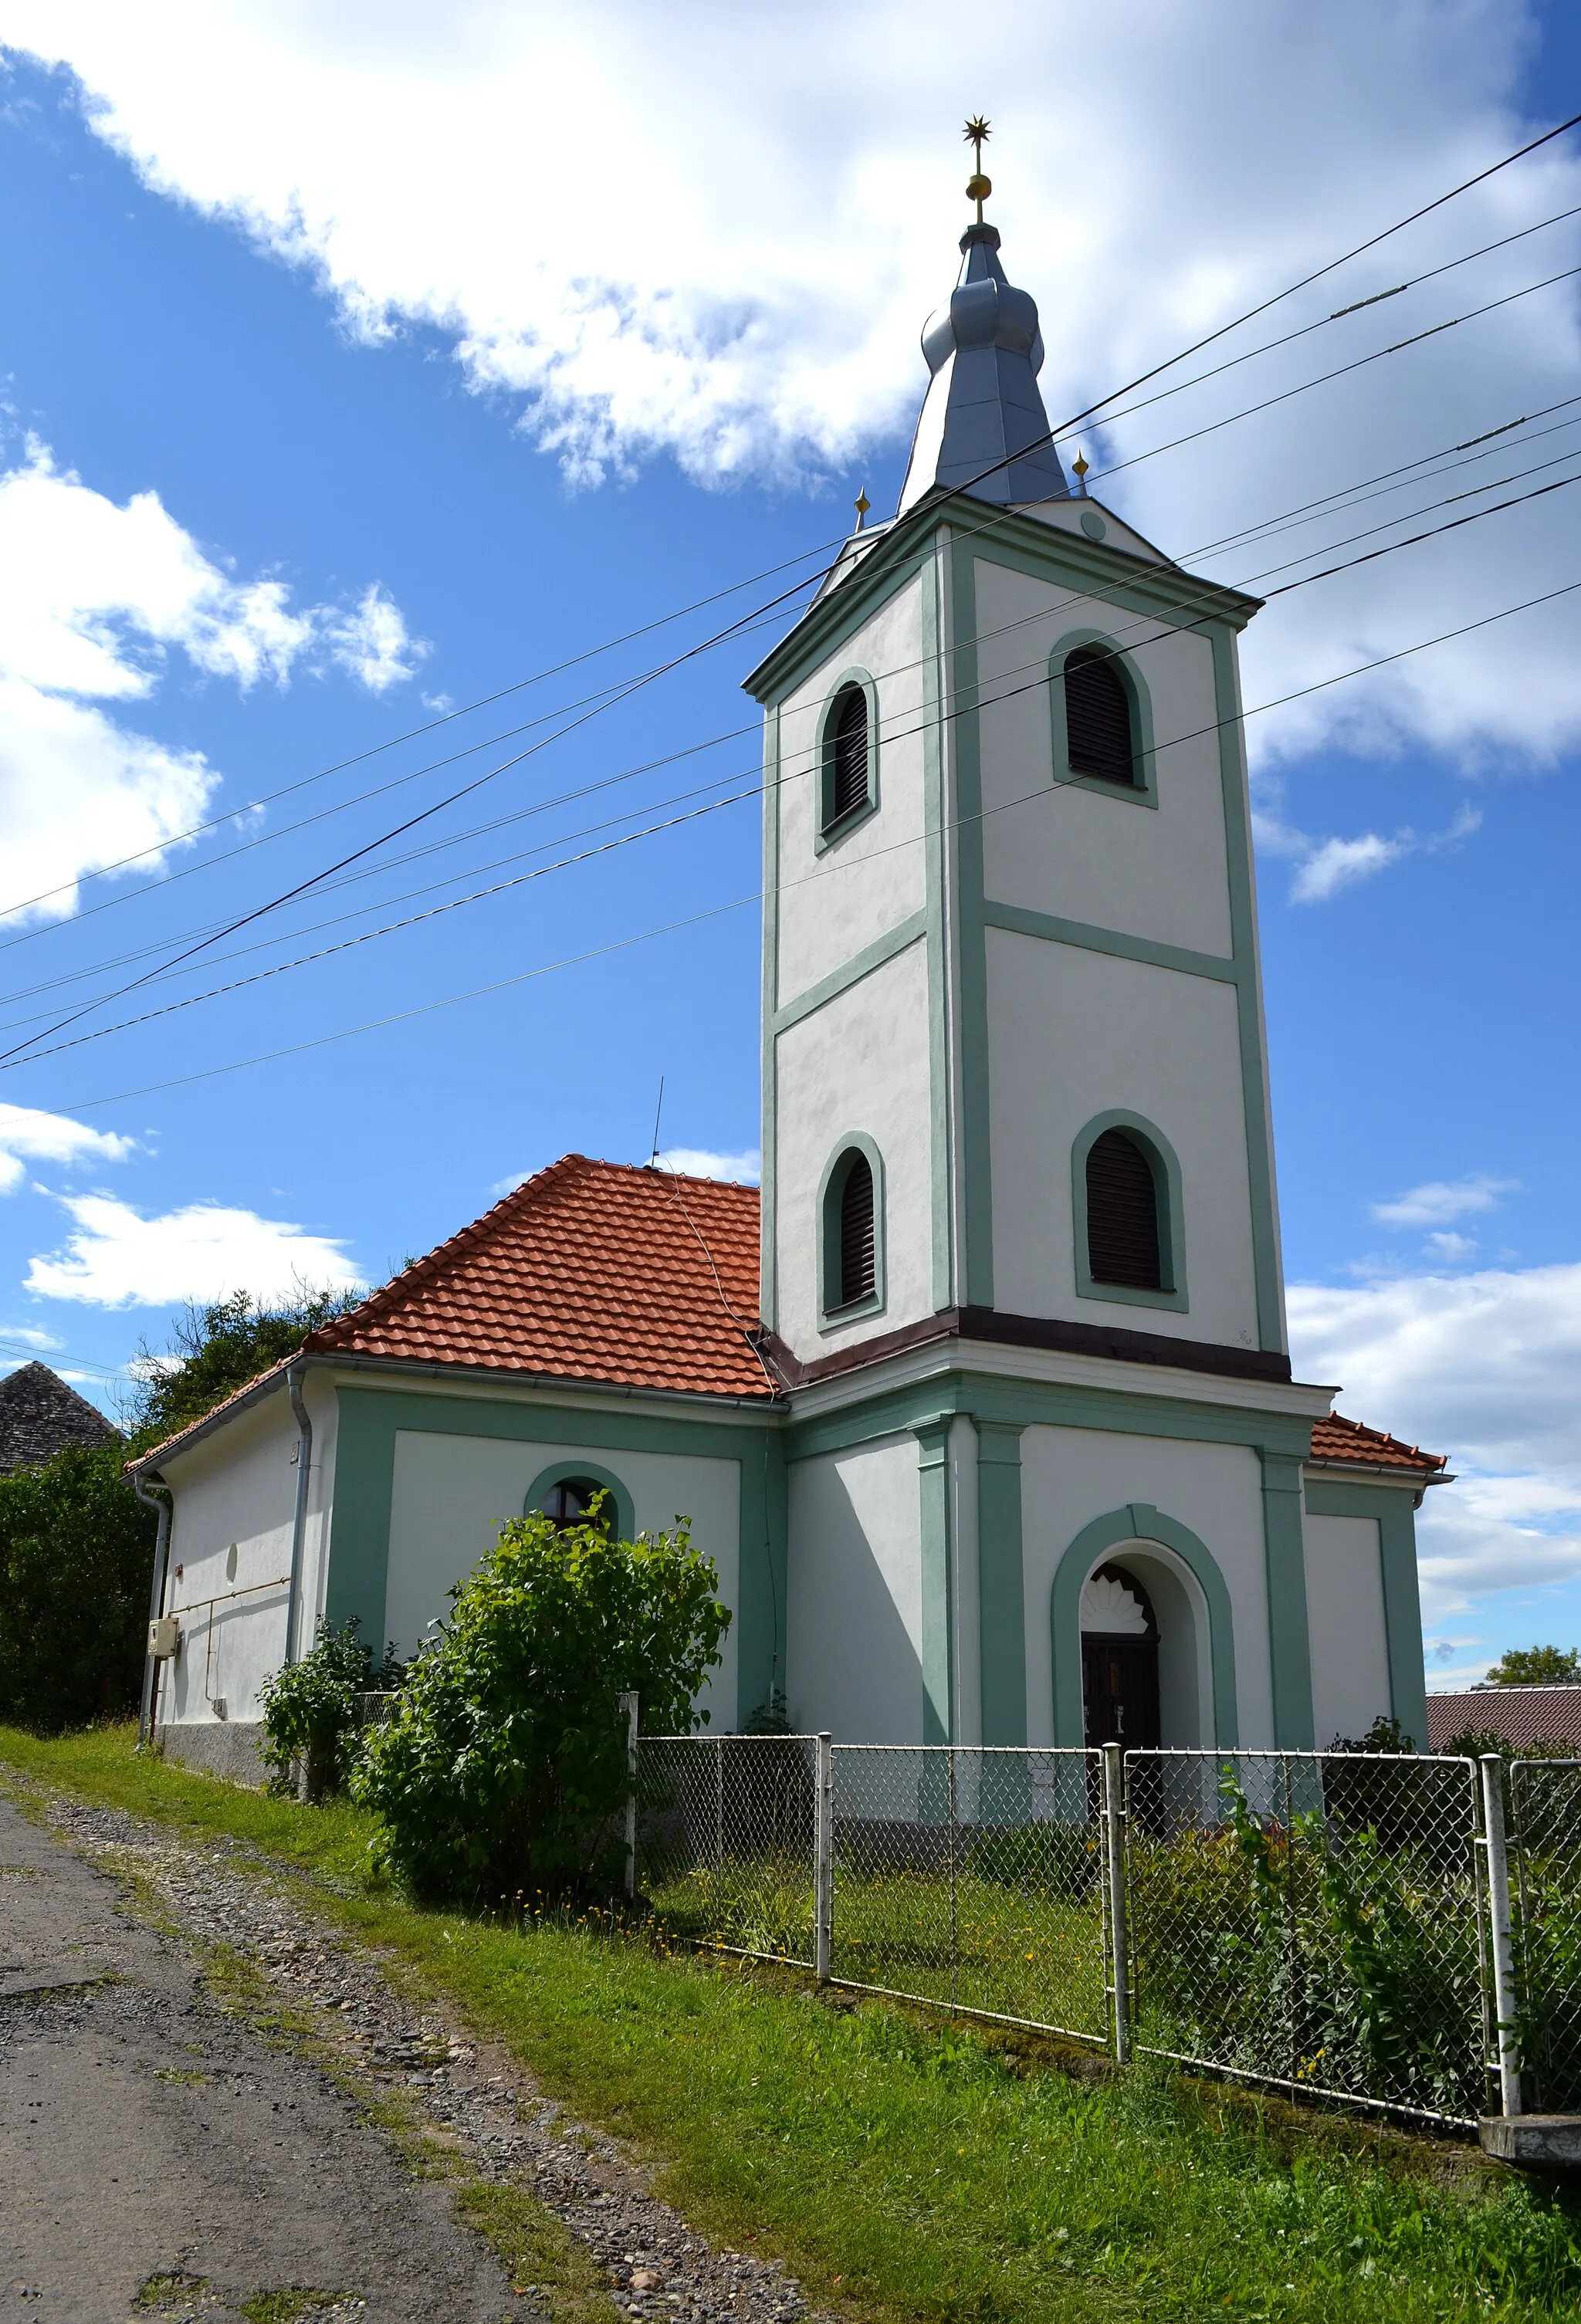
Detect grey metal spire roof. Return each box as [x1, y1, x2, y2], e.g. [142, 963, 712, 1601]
[897, 222, 1070, 516]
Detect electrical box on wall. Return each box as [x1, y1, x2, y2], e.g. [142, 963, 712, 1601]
[147, 1615, 180, 1659]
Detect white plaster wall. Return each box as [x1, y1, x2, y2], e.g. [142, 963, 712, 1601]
[786, 1436, 921, 1741]
[774, 574, 929, 1009]
[774, 937, 933, 1360]
[157, 1369, 337, 1729]
[971, 556, 1234, 959]
[1305, 1512, 1393, 1745]
[987, 928, 1259, 1348]
[1019, 1424, 1274, 1748]
[382, 1432, 741, 1728]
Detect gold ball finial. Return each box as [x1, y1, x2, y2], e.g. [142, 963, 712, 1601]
[854, 489, 871, 531]
[1071, 449, 1089, 481]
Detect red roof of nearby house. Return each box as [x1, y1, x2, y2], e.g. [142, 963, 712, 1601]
[1308, 1411, 1447, 1477]
[302, 1155, 772, 1400]
[1427, 1686, 1581, 1754]
[133, 1155, 1450, 1477]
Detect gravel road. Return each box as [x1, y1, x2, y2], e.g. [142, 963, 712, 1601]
[0, 1786, 817, 2324]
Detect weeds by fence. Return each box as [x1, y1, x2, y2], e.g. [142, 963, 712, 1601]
[635, 1736, 1581, 2131]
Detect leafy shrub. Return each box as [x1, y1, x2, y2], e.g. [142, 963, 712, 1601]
[0, 1443, 156, 1733]
[354, 1503, 729, 1904]
[257, 1618, 402, 1798]
[123, 1284, 363, 1452]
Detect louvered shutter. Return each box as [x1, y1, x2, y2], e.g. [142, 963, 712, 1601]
[830, 687, 870, 822]
[1064, 648, 1136, 786]
[1085, 1129, 1163, 1289]
[838, 1152, 876, 1304]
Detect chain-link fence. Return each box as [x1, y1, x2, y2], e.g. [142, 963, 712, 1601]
[631, 1734, 1581, 2132]
[1123, 1751, 1486, 2123]
[636, 1734, 818, 1965]
[828, 1747, 1109, 2042]
[1509, 1759, 1581, 2113]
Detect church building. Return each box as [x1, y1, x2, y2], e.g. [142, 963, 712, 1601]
[131, 184, 1450, 1780]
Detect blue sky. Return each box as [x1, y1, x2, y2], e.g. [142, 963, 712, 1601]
[0, 2, 1579, 1686]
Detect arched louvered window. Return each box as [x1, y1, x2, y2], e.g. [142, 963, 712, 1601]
[838, 1152, 875, 1304]
[1064, 646, 1136, 787]
[824, 682, 872, 829]
[821, 1140, 883, 1318]
[1085, 1128, 1163, 1290]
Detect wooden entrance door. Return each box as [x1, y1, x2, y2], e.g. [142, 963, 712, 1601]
[1082, 1632, 1161, 1751]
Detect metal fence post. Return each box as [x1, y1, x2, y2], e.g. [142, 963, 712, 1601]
[1481, 1754, 1522, 2118]
[618, 1690, 639, 1902]
[815, 1732, 833, 1983]
[715, 1734, 726, 1941]
[1103, 1743, 1132, 2065]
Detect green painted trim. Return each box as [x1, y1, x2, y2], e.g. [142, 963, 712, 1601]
[1050, 1503, 1240, 1748]
[1047, 624, 1159, 807]
[1259, 1453, 1315, 1748]
[1071, 1109, 1189, 1314]
[976, 1419, 1027, 1746]
[982, 900, 1237, 983]
[1210, 626, 1285, 1356]
[814, 665, 880, 849]
[525, 1459, 635, 1546]
[921, 538, 955, 1313]
[744, 502, 1259, 706]
[323, 1385, 785, 1733]
[786, 1364, 1314, 1466]
[950, 540, 995, 1308]
[771, 911, 927, 1034]
[760, 704, 782, 1330]
[817, 1132, 887, 1329]
[912, 1414, 956, 1742]
[1303, 1478, 1430, 1751]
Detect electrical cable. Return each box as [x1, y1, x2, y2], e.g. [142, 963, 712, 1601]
[19, 531, 1581, 1086]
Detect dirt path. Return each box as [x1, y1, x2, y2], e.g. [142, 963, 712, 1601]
[0, 1789, 814, 2324]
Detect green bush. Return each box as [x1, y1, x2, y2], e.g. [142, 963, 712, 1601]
[354, 1502, 729, 1905]
[0, 1443, 156, 1733]
[257, 1618, 401, 1798]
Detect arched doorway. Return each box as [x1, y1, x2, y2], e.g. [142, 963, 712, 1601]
[1080, 1562, 1161, 1749]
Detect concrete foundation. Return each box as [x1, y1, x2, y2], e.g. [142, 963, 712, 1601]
[1479, 2116, 1581, 2170]
[157, 1719, 269, 1788]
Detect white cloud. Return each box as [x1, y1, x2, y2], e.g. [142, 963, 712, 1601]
[1372, 1172, 1517, 1227]
[0, 1321, 61, 1350]
[0, 1098, 134, 1192]
[0, 439, 425, 923]
[5, 2, 1579, 783]
[1258, 800, 1481, 905]
[1289, 1261, 1581, 1622]
[25, 1191, 361, 1307]
[655, 1147, 762, 1184]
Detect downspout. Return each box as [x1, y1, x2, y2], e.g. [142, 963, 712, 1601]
[284, 1365, 313, 1666]
[134, 1475, 171, 1750]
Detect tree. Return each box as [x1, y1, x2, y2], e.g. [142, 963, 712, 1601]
[354, 1502, 730, 1904]
[1486, 1644, 1581, 1686]
[258, 1619, 404, 1799]
[0, 1443, 157, 1733]
[122, 1285, 364, 1453]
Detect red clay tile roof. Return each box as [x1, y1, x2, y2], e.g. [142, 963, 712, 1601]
[303, 1155, 774, 1400]
[1308, 1411, 1447, 1476]
[1427, 1687, 1581, 1754]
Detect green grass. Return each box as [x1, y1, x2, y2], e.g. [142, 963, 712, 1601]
[6, 1723, 1581, 2324]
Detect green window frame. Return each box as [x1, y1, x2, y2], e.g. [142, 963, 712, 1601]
[1048, 626, 1158, 807]
[525, 1460, 636, 1544]
[817, 1132, 886, 1329]
[814, 666, 881, 850]
[1071, 1109, 1188, 1312]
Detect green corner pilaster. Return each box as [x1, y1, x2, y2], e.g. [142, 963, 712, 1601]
[1259, 1451, 1315, 1749]
[921, 536, 955, 1312]
[947, 537, 994, 1309]
[1303, 1479, 1430, 1751]
[322, 1388, 398, 1639]
[912, 1414, 956, 1744]
[976, 1419, 1027, 1746]
[735, 1427, 790, 1730]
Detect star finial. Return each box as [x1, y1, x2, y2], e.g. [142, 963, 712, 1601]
[963, 115, 991, 223]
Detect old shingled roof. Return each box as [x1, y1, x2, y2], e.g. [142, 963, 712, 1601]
[303, 1155, 773, 1400]
[1427, 1686, 1581, 1754]
[1308, 1411, 1447, 1477]
[0, 1361, 119, 1473]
